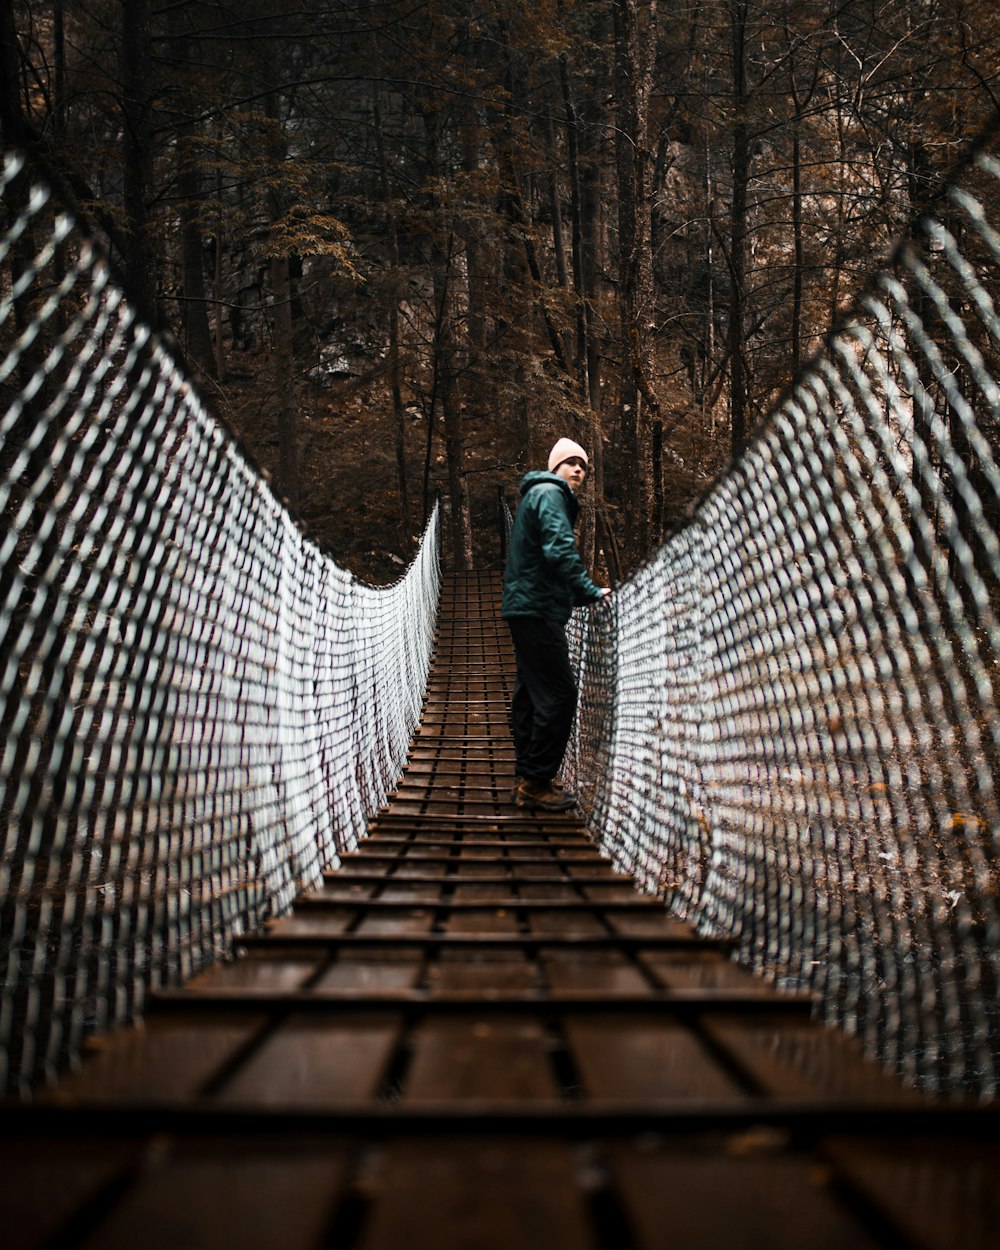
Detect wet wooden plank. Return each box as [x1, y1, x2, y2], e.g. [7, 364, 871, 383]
[0, 1139, 139, 1250]
[43, 1013, 269, 1102]
[501, 871, 575, 883]
[315, 881, 380, 901]
[607, 910, 702, 938]
[442, 906, 522, 935]
[455, 861, 509, 878]
[76, 1138, 349, 1250]
[518, 883, 585, 900]
[426, 955, 544, 994]
[699, 1013, 918, 1100]
[822, 1137, 1000, 1250]
[557, 862, 621, 877]
[391, 798, 459, 815]
[609, 1142, 886, 1250]
[359, 1139, 600, 1250]
[184, 951, 325, 992]
[640, 950, 767, 991]
[264, 910, 353, 937]
[450, 882, 521, 902]
[313, 955, 423, 993]
[542, 951, 652, 996]
[213, 1013, 402, 1106]
[404, 1014, 558, 1101]
[565, 1014, 744, 1099]
[396, 860, 451, 878]
[581, 883, 646, 901]
[374, 884, 447, 903]
[351, 907, 436, 937]
[528, 908, 607, 936]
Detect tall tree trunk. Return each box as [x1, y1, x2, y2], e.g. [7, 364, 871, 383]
[269, 254, 298, 510]
[790, 113, 803, 376]
[703, 129, 717, 415]
[546, 112, 571, 295]
[264, 90, 298, 510]
[427, 236, 472, 569]
[785, 34, 819, 380]
[374, 91, 410, 538]
[581, 98, 605, 417]
[0, 0, 22, 147]
[0, 0, 39, 372]
[52, 0, 66, 141]
[212, 146, 227, 382]
[422, 107, 472, 568]
[442, 351, 472, 570]
[906, 134, 935, 575]
[166, 32, 213, 374]
[829, 98, 848, 323]
[120, 0, 157, 322]
[613, 0, 658, 561]
[177, 121, 217, 379]
[460, 115, 491, 497]
[727, 0, 749, 458]
[558, 17, 595, 409]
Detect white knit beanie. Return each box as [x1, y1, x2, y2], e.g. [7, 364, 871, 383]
[548, 437, 589, 473]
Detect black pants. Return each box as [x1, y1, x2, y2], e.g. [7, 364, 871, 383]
[507, 616, 578, 783]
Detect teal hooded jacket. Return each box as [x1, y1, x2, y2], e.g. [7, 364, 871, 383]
[501, 471, 604, 623]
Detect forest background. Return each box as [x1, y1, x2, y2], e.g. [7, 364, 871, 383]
[2, 0, 999, 583]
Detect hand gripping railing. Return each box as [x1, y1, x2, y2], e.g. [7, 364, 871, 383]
[564, 152, 1000, 1098]
[0, 151, 441, 1093]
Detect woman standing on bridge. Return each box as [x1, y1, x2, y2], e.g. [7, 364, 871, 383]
[502, 438, 610, 813]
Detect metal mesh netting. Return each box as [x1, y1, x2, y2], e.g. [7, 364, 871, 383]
[0, 152, 441, 1093]
[565, 152, 1000, 1098]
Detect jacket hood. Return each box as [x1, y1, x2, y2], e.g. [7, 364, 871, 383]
[519, 469, 578, 518]
[519, 469, 572, 497]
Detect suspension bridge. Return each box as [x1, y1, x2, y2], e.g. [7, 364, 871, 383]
[1, 145, 999, 1246]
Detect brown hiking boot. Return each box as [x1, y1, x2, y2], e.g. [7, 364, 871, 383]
[511, 775, 573, 803]
[515, 778, 576, 812]
[511, 774, 563, 803]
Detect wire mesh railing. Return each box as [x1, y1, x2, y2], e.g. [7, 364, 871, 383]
[0, 150, 441, 1094]
[564, 150, 1000, 1099]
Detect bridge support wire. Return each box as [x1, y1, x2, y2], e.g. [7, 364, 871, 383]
[0, 150, 441, 1094]
[564, 151, 1000, 1098]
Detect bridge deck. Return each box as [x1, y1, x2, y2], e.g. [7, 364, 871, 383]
[3, 571, 997, 1249]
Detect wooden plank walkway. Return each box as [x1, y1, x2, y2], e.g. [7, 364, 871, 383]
[2, 570, 998, 1249]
